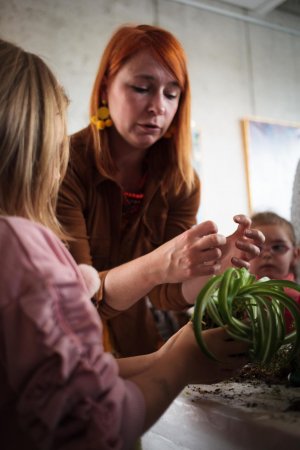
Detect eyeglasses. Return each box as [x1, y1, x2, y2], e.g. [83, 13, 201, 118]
[258, 243, 293, 256]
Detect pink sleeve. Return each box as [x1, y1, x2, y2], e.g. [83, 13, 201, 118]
[0, 217, 145, 450]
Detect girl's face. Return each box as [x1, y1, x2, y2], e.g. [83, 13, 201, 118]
[249, 224, 298, 279]
[106, 50, 181, 151]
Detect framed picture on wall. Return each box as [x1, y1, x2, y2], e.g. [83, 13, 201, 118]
[242, 117, 300, 220]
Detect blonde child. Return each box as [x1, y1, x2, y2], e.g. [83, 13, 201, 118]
[0, 38, 253, 450]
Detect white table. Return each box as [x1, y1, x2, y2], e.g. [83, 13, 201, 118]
[142, 381, 300, 450]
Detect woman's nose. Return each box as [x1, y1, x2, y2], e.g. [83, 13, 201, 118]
[148, 93, 166, 115]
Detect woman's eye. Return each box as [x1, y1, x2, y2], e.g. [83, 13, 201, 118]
[131, 85, 149, 93]
[165, 90, 180, 100]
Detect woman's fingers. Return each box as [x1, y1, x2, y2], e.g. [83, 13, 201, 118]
[222, 215, 265, 270]
[189, 220, 219, 237]
[155, 215, 263, 284]
[233, 229, 264, 266]
[231, 257, 250, 269]
[233, 214, 251, 229]
[244, 227, 265, 243]
[158, 223, 227, 282]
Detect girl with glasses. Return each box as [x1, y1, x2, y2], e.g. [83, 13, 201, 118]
[249, 211, 300, 332]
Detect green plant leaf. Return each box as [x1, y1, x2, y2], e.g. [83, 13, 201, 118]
[192, 268, 300, 366]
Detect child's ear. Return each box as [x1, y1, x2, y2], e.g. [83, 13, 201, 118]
[294, 246, 300, 262]
[291, 247, 300, 281]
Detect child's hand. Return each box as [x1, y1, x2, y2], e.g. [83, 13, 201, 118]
[161, 322, 249, 385]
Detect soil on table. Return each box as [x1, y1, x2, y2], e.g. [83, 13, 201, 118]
[231, 362, 291, 386]
[190, 359, 300, 414]
[188, 360, 300, 417]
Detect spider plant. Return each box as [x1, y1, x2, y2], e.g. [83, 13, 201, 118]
[192, 267, 300, 368]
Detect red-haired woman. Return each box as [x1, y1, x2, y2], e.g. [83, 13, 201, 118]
[57, 24, 264, 357]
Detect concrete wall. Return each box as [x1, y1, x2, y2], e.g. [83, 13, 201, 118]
[1, 0, 300, 234]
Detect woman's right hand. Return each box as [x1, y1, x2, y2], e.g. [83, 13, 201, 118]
[149, 220, 226, 284]
[102, 220, 226, 311]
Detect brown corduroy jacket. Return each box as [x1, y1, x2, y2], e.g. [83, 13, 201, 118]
[57, 127, 200, 356]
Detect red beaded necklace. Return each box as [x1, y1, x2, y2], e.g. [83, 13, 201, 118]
[123, 191, 144, 200]
[122, 174, 147, 215]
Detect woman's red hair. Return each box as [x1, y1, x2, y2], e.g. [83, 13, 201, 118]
[89, 24, 195, 193]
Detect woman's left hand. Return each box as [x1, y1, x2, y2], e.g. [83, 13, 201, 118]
[182, 215, 265, 304]
[221, 214, 265, 271]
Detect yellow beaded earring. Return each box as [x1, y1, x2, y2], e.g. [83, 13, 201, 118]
[91, 100, 113, 130]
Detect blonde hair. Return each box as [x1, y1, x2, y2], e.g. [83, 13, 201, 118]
[0, 39, 69, 238]
[89, 24, 195, 193]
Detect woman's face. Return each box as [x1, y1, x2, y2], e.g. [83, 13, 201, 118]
[106, 50, 181, 150]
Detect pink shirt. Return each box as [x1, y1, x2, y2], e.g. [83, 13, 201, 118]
[0, 216, 145, 450]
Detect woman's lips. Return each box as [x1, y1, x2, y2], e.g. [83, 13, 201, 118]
[137, 123, 161, 134]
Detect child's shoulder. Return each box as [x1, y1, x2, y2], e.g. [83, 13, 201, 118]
[0, 216, 58, 251]
[0, 216, 71, 275]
